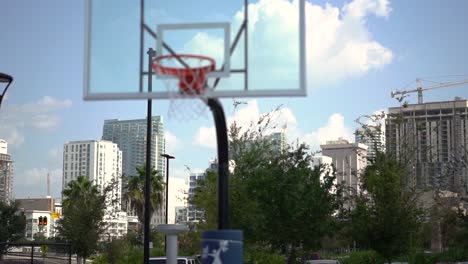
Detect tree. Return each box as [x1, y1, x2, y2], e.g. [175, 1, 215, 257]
[348, 152, 424, 263]
[0, 200, 26, 258]
[123, 165, 165, 227]
[57, 176, 117, 264]
[193, 108, 340, 263]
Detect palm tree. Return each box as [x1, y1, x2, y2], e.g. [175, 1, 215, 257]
[59, 176, 107, 264]
[124, 165, 165, 226]
[62, 176, 100, 207]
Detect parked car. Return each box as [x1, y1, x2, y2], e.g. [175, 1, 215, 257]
[149, 256, 198, 264]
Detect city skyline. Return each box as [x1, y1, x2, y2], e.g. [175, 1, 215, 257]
[1, 0, 468, 199]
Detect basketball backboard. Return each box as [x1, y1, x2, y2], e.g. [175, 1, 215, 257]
[83, 0, 306, 100]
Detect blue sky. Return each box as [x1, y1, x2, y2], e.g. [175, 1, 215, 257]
[1, 0, 468, 199]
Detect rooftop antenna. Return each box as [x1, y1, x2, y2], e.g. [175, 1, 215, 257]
[47, 173, 50, 197]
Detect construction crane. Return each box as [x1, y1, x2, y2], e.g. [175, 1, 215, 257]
[391, 78, 468, 104]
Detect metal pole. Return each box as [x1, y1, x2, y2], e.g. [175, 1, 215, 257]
[206, 98, 229, 229]
[165, 158, 169, 225]
[161, 153, 174, 252]
[31, 245, 34, 264]
[165, 157, 169, 252]
[144, 48, 155, 264]
[69, 244, 72, 264]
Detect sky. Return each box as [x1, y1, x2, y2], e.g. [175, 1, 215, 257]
[1, 0, 468, 200]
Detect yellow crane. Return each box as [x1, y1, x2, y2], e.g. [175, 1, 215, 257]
[391, 78, 468, 104]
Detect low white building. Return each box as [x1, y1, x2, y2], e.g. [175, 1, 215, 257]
[24, 210, 52, 240]
[102, 212, 128, 240]
[175, 206, 188, 224]
[127, 215, 139, 233]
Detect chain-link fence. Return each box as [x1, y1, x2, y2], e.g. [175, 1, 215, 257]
[0, 242, 71, 264]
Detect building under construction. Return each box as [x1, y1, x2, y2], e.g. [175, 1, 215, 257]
[386, 98, 468, 195]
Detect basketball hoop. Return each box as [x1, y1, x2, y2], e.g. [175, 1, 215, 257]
[152, 54, 216, 95]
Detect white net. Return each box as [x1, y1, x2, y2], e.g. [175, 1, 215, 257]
[153, 55, 215, 120]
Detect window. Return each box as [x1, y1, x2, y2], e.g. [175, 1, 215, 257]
[72, 145, 74, 152]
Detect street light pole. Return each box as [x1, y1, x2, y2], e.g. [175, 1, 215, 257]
[161, 154, 175, 224]
[0, 72, 13, 110]
[161, 153, 174, 251]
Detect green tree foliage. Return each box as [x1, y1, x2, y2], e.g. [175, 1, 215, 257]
[123, 165, 164, 226]
[193, 109, 340, 264]
[348, 153, 424, 263]
[58, 176, 117, 264]
[0, 200, 26, 257]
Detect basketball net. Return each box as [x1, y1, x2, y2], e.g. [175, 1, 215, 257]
[152, 54, 215, 120]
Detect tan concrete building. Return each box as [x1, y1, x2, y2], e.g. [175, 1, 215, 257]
[320, 138, 368, 196]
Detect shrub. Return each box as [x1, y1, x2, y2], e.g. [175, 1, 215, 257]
[345, 250, 384, 264]
[244, 248, 284, 264]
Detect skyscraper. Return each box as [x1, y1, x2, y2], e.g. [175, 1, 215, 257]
[0, 139, 13, 203]
[62, 140, 127, 240]
[102, 117, 166, 226]
[102, 117, 165, 177]
[355, 126, 385, 162]
[386, 98, 468, 193]
[265, 126, 288, 153]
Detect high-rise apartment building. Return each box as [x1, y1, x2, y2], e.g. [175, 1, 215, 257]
[355, 126, 385, 162]
[62, 140, 127, 239]
[320, 138, 368, 196]
[265, 126, 288, 153]
[102, 117, 165, 178]
[386, 98, 468, 193]
[0, 139, 13, 203]
[102, 117, 166, 226]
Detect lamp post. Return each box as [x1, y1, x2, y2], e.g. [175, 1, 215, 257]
[161, 153, 174, 253]
[161, 154, 175, 225]
[0, 72, 13, 110]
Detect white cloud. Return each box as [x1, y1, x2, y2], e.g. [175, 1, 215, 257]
[14, 168, 63, 198]
[182, 0, 393, 90]
[193, 100, 350, 150]
[171, 167, 190, 179]
[36, 96, 73, 110]
[0, 96, 72, 147]
[164, 131, 183, 154]
[306, 0, 393, 85]
[193, 126, 217, 149]
[48, 147, 63, 165]
[343, 0, 391, 18]
[302, 113, 354, 150]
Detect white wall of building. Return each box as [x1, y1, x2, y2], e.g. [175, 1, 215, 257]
[24, 210, 52, 240]
[63, 140, 122, 211]
[168, 177, 188, 224]
[321, 138, 368, 196]
[311, 155, 334, 185]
